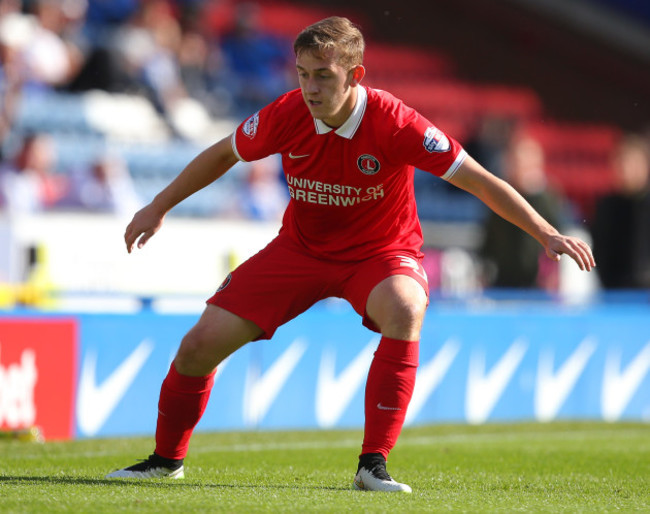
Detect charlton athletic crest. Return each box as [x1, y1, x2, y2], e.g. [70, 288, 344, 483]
[357, 154, 381, 175]
[216, 273, 232, 292]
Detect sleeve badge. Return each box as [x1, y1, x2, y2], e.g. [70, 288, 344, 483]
[423, 126, 451, 153]
[242, 111, 260, 139]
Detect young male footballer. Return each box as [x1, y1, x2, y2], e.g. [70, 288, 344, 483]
[107, 17, 595, 492]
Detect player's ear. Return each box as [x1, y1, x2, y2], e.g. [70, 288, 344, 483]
[350, 65, 365, 86]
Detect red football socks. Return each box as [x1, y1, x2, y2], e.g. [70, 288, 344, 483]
[154, 362, 215, 460]
[154, 338, 418, 461]
[361, 336, 419, 459]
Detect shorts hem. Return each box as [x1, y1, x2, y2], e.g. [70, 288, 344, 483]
[206, 296, 275, 341]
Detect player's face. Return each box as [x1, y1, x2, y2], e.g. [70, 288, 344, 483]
[296, 48, 364, 128]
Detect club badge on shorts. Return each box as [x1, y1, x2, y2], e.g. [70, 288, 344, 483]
[216, 273, 232, 292]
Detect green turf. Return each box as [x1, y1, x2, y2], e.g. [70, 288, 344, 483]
[1, 422, 648, 513]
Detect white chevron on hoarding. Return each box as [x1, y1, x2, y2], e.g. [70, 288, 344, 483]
[602, 341, 650, 421]
[466, 340, 527, 424]
[243, 338, 307, 426]
[535, 338, 597, 422]
[315, 339, 377, 427]
[77, 339, 154, 436]
[405, 339, 460, 425]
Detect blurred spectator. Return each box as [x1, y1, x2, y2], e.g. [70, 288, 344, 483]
[66, 0, 145, 94]
[464, 115, 515, 178]
[0, 0, 84, 91]
[227, 155, 288, 221]
[177, 27, 231, 118]
[0, 132, 68, 214]
[0, 1, 23, 158]
[84, 0, 138, 28]
[479, 134, 567, 289]
[219, 2, 294, 117]
[51, 0, 291, 131]
[110, 1, 186, 113]
[591, 134, 650, 289]
[75, 0, 230, 138]
[62, 151, 143, 215]
[67, 8, 138, 93]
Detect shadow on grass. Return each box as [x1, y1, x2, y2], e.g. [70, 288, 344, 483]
[0, 475, 348, 491]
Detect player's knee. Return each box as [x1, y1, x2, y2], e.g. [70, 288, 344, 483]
[377, 296, 426, 339]
[367, 276, 427, 338]
[179, 326, 209, 356]
[174, 325, 221, 375]
[394, 297, 426, 327]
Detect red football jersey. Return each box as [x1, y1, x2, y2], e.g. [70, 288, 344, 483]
[232, 86, 466, 261]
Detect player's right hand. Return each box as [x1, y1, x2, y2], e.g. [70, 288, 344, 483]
[124, 203, 166, 253]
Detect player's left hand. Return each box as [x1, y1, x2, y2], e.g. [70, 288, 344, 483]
[545, 234, 596, 271]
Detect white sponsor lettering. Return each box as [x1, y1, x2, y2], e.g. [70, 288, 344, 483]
[535, 338, 597, 421]
[466, 340, 527, 424]
[316, 340, 376, 428]
[286, 174, 384, 206]
[0, 345, 38, 428]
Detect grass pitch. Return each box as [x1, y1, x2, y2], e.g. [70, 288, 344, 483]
[1, 422, 648, 513]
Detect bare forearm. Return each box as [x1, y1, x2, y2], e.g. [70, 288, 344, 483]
[151, 135, 238, 214]
[124, 135, 240, 252]
[450, 156, 557, 246]
[449, 155, 595, 271]
[479, 176, 557, 246]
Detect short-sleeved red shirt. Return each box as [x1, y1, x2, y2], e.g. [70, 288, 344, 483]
[232, 86, 466, 261]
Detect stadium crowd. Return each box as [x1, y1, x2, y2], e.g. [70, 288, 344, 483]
[0, 0, 648, 290]
[0, 0, 292, 216]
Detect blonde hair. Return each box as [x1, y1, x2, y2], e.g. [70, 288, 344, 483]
[293, 16, 364, 69]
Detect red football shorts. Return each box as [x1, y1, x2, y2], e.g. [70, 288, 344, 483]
[207, 233, 429, 340]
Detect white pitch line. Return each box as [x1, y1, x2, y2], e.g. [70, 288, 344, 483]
[192, 427, 650, 454]
[6, 427, 648, 461]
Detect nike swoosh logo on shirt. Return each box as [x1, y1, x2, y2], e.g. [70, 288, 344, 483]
[289, 152, 310, 159]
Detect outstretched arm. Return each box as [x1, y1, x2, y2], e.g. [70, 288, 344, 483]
[124, 134, 239, 253]
[448, 155, 595, 271]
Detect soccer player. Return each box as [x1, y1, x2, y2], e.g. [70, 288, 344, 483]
[106, 17, 595, 492]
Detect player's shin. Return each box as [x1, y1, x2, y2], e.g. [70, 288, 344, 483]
[154, 362, 216, 460]
[361, 336, 419, 458]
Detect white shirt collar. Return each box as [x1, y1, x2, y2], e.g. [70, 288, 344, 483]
[313, 86, 367, 139]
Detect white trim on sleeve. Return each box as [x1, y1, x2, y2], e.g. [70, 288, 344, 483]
[441, 149, 467, 181]
[231, 131, 247, 162]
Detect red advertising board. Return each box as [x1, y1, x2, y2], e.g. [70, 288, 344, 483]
[0, 318, 78, 440]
